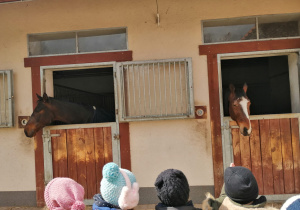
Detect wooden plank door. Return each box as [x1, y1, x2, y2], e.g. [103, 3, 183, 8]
[230, 118, 300, 195]
[50, 127, 113, 199]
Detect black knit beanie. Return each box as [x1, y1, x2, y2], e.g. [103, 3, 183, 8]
[224, 166, 259, 204]
[154, 169, 190, 207]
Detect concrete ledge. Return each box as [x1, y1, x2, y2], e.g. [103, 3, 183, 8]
[0, 191, 36, 207]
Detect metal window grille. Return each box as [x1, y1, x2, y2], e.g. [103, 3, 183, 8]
[117, 58, 194, 121]
[0, 70, 14, 127]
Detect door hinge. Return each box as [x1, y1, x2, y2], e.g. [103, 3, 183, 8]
[42, 131, 61, 153]
[221, 124, 230, 130]
[113, 133, 120, 140]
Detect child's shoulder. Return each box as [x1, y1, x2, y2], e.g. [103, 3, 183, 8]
[202, 194, 279, 210]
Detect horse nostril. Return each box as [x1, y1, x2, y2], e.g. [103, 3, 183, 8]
[243, 127, 249, 136]
[24, 130, 29, 137]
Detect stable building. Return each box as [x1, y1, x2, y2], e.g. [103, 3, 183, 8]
[0, 0, 299, 207]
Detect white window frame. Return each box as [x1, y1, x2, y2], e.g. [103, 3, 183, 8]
[116, 58, 195, 122]
[218, 49, 300, 172]
[27, 27, 128, 57]
[202, 13, 300, 45]
[0, 70, 14, 128]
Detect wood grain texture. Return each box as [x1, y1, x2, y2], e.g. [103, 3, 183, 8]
[76, 128, 87, 198]
[85, 128, 97, 198]
[249, 120, 263, 195]
[207, 54, 224, 197]
[291, 118, 300, 193]
[94, 127, 105, 194]
[259, 119, 274, 195]
[280, 119, 295, 193]
[67, 129, 78, 182]
[270, 119, 284, 194]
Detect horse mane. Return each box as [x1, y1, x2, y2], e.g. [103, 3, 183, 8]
[37, 96, 93, 110]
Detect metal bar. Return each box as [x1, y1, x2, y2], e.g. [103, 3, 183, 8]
[185, 61, 189, 113]
[75, 32, 79, 53]
[132, 64, 136, 116]
[3, 72, 6, 124]
[179, 61, 183, 113]
[124, 112, 189, 119]
[126, 65, 130, 117]
[163, 62, 167, 115]
[153, 63, 157, 115]
[148, 63, 151, 115]
[143, 64, 146, 116]
[256, 17, 259, 40]
[158, 63, 162, 116]
[0, 72, 2, 124]
[120, 65, 125, 117]
[174, 62, 178, 113]
[169, 62, 172, 115]
[137, 65, 141, 116]
[6, 70, 13, 126]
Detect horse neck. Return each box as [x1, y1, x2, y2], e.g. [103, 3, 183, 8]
[49, 99, 93, 124]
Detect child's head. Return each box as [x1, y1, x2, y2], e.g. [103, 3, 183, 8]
[224, 166, 258, 204]
[100, 162, 139, 210]
[281, 195, 300, 210]
[154, 169, 190, 207]
[44, 177, 85, 210]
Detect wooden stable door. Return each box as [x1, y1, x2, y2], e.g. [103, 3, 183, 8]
[230, 118, 300, 195]
[50, 127, 113, 199]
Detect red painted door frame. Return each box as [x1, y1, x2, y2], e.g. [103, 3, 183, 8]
[199, 38, 300, 197]
[24, 51, 133, 206]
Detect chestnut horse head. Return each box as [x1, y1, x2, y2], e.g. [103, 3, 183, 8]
[228, 83, 252, 136]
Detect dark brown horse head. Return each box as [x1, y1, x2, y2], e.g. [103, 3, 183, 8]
[24, 93, 115, 138]
[228, 83, 252, 136]
[24, 93, 55, 138]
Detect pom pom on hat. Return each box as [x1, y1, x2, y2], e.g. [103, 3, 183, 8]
[44, 177, 85, 210]
[154, 169, 190, 207]
[100, 162, 137, 207]
[224, 166, 258, 204]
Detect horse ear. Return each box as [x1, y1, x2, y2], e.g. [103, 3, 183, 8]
[42, 93, 49, 103]
[229, 84, 235, 93]
[243, 83, 248, 93]
[36, 93, 43, 101]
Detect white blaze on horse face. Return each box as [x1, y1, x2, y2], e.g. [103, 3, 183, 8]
[239, 97, 252, 135]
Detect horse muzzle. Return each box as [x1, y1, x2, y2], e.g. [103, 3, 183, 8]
[24, 127, 36, 138]
[241, 126, 252, 136]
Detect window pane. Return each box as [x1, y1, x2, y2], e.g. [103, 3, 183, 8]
[258, 14, 300, 39]
[78, 28, 127, 52]
[203, 18, 256, 43]
[29, 33, 76, 56]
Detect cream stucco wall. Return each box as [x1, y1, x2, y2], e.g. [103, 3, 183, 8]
[0, 0, 299, 192]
